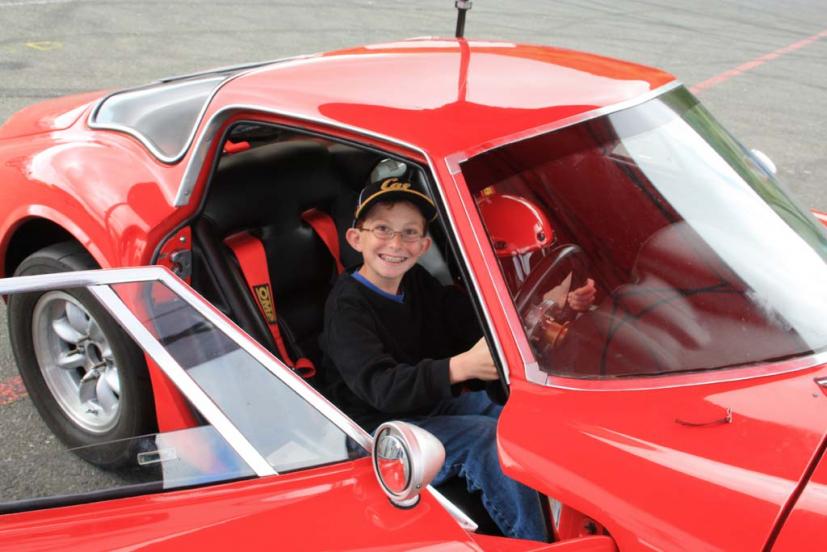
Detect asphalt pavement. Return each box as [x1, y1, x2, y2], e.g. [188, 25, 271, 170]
[1, 0, 825, 503]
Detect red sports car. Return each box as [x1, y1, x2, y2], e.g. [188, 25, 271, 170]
[1, 36, 826, 550]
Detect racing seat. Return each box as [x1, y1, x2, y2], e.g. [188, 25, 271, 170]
[194, 140, 355, 381]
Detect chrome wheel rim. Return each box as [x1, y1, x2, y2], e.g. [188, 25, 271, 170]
[32, 291, 121, 433]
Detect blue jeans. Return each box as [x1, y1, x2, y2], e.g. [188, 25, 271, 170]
[404, 391, 548, 542]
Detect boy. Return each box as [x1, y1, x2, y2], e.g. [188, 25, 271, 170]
[320, 170, 548, 541]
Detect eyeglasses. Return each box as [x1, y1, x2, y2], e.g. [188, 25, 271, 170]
[358, 224, 425, 242]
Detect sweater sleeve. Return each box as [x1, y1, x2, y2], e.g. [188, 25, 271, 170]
[325, 301, 454, 415]
[440, 284, 483, 350]
[413, 266, 482, 353]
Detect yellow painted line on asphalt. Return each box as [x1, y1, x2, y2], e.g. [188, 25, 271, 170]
[25, 41, 63, 51]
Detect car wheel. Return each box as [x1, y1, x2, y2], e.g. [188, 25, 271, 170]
[8, 242, 156, 468]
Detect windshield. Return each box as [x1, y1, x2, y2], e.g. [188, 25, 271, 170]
[462, 86, 827, 379]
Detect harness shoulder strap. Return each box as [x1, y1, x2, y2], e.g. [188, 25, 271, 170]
[224, 231, 316, 379]
[301, 208, 344, 274]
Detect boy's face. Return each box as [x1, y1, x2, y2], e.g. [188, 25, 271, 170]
[346, 201, 431, 292]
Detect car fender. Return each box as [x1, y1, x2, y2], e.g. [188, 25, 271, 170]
[0, 205, 103, 267]
[0, 135, 185, 274]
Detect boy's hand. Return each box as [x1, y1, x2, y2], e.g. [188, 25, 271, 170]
[449, 338, 499, 383]
[567, 278, 596, 312]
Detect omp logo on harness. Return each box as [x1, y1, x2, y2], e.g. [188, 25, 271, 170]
[253, 284, 277, 323]
[380, 178, 411, 191]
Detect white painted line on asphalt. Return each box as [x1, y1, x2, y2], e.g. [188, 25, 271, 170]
[691, 27, 827, 94]
[0, 0, 76, 8]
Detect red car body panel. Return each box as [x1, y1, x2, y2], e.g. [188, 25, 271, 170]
[0, 456, 615, 552]
[0, 91, 101, 140]
[0, 459, 476, 550]
[0, 124, 184, 273]
[216, 40, 674, 159]
[498, 372, 827, 551]
[772, 448, 827, 551]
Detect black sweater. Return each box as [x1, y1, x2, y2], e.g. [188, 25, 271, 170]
[320, 265, 481, 431]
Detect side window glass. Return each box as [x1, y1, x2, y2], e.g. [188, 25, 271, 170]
[0, 272, 362, 514]
[0, 307, 253, 512]
[111, 281, 353, 473]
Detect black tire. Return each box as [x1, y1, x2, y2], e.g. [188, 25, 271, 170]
[8, 242, 156, 469]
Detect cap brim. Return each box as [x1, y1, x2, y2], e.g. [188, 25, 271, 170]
[354, 188, 438, 223]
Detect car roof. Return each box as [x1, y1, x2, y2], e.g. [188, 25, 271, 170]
[217, 38, 677, 157]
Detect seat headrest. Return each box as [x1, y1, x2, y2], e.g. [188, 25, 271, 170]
[203, 141, 342, 235]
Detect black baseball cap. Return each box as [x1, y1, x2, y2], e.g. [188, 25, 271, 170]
[353, 165, 438, 224]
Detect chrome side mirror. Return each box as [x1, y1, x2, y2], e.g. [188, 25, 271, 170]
[372, 421, 445, 508]
[751, 149, 777, 176]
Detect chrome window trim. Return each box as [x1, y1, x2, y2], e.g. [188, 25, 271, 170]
[88, 75, 241, 164]
[444, 80, 683, 168]
[0, 267, 161, 293]
[537, 350, 827, 392]
[424, 153, 511, 386]
[427, 486, 479, 531]
[89, 284, 276, 476]
[0, 267, 274, 476]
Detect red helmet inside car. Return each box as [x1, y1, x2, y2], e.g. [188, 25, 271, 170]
[477, 191, 555, 290]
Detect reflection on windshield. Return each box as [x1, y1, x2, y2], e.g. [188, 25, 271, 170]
[113, 282, 354, 472]
[462, 86, 827, 379]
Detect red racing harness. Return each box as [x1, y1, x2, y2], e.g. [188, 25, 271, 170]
[224, 209, 344, 379]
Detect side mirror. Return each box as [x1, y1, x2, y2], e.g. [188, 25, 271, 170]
[372, 421, 444, 508]
[751, 149, 777, 176]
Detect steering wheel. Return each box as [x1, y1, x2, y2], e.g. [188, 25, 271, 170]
[513, 244, 590, 347]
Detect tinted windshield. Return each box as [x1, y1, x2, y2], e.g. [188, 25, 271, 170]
[462, 86, 827, 378]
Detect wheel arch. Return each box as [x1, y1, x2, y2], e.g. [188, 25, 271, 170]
[1, 214, 109, 278]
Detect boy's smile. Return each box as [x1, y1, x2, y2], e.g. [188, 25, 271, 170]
[346, 201, 431, 295]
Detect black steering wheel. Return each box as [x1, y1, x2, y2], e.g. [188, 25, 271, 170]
[487, 245, 591, 404]
[514, 244, 590, 315]
[512, 244, 591, 355]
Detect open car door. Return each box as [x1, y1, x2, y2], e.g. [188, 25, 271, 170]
[0, 266, 617, 551]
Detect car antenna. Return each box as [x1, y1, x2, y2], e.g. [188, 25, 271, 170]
[455, 1, 472, 38]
